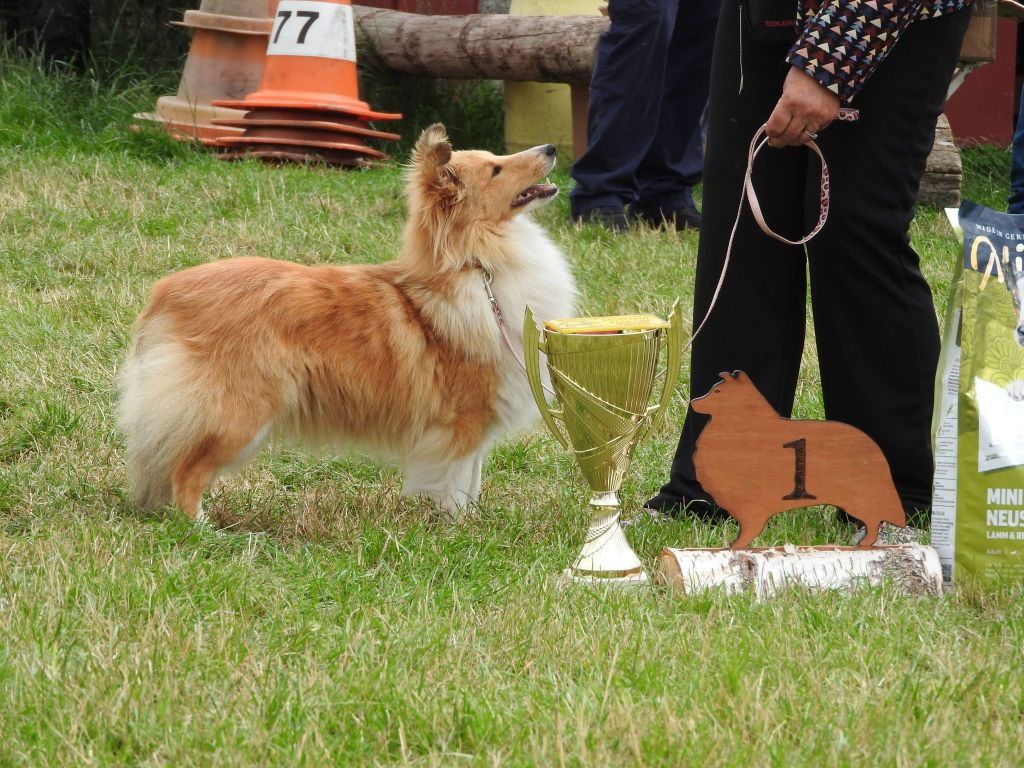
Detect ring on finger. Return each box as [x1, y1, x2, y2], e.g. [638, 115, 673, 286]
[803, 129, 819, 140]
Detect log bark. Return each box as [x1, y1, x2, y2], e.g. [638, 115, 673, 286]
[352, 6, 609, 83]
[920, 114, 962, 207]
[656, 544, 943, 598]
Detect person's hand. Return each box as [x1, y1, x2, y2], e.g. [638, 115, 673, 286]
[765, 67, 841, 148]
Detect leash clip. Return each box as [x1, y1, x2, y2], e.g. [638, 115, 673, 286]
[482, 269, 500, 313]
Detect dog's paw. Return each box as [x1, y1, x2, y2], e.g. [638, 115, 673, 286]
[191, 505, 226, 536]
[1008, 380, 1024, 402]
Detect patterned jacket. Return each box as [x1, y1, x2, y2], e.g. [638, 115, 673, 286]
[788, 0, 973, 104]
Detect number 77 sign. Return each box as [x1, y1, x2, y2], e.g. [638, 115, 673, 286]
[268, 0, 357, 62]
[211, 0, 400, 164]
[213, 0, 399, 121]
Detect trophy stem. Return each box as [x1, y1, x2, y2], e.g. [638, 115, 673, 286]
[563, 492, 650, 587]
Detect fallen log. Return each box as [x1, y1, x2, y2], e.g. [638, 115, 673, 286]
[352, 6, 609, 83]
[656, 544, 943, 598]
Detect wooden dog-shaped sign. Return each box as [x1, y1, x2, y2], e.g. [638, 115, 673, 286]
[692, 371, 906, 549]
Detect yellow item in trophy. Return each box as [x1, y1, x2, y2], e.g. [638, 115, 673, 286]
[544, 314, 670, 334]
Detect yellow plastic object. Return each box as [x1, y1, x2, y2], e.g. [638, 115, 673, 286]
[545, 314, 670, 334]
[504, 0, 604, 157]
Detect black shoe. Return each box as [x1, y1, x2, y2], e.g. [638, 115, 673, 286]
[635, 205, 702, 232]
[622, 507, 675, 529]
[849, 522, 927, 546]
[572, 205, 628, 232]
[837, 505, 930, 530]
[644, 492, 729, 523]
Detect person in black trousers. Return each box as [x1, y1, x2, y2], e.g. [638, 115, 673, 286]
[647, 0, 973, 527]
[569, 0, 720, 232]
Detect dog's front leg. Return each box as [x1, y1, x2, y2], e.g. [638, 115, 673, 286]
[468, 451, 484, 501]
[402, 454, 480, 524]
[437, 455, 482, 524]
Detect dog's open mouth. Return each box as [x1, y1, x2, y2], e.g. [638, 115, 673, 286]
[512, 181, 558, 208]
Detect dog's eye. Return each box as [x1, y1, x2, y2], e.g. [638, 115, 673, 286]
[491, 165, 502, 177]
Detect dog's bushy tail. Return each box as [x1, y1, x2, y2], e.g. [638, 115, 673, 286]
[117, 322, 207, 511]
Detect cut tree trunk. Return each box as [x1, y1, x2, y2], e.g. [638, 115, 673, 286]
[352, 6, 609, 83]
[920, 114, 962, 207]
[657, 544, 943, 598]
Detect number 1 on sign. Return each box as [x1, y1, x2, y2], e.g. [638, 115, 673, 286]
[782, 438, 816, 500]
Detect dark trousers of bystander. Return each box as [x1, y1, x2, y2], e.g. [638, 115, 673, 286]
[569, 0, 719, 221]
[1010, 80, 1024, 214]
[648, 0, 972, 524]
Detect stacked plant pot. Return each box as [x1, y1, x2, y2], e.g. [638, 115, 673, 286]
[134, 0, 275, 144]
[212, 0, 401, 166]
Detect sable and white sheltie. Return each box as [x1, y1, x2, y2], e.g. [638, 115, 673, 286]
[118, 124, 577, 523]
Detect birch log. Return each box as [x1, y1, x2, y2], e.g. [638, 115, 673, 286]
[657, 545, 943, 598]
[352, 7, 609, 82]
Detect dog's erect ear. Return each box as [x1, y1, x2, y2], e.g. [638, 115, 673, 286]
[413, 123, 453, 176]
[407, 123, 463, 262]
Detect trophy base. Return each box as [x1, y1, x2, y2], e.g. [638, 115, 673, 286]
[561, 498, 650, 588]
[559, 567, 650, 588]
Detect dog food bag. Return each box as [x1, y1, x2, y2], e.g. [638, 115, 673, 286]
[932, 200, 1024, 587]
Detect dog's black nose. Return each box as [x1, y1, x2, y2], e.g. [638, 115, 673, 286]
[543, 144, 556, 157]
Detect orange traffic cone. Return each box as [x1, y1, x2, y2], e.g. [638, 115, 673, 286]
[134, 0, 274, 144]
[212, 0, 401, 165]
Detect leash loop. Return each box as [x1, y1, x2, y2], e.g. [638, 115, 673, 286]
[743, 127, 830, 246]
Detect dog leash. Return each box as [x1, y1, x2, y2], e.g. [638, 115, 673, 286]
[685, 108, 859, 354]
[482, 269, 558, 397]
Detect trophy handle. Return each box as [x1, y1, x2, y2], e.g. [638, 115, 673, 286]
[636, 300, 684, 445]
[523, 305, 570, 449]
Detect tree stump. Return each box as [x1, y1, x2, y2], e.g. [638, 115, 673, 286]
[920, 114, 962, 207]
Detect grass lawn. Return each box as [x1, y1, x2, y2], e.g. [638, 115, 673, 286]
[1, 58, 1023, 766]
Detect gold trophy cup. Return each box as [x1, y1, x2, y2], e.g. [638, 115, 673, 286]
[524, 304, 683, 586]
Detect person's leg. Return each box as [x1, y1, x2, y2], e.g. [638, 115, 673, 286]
[1010, 80, 1024, 213]
[647, 0, 808, 514]
[569, 0, 678, 221]
[632, 0, 719, 228]
[806, 8, 972, 524]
